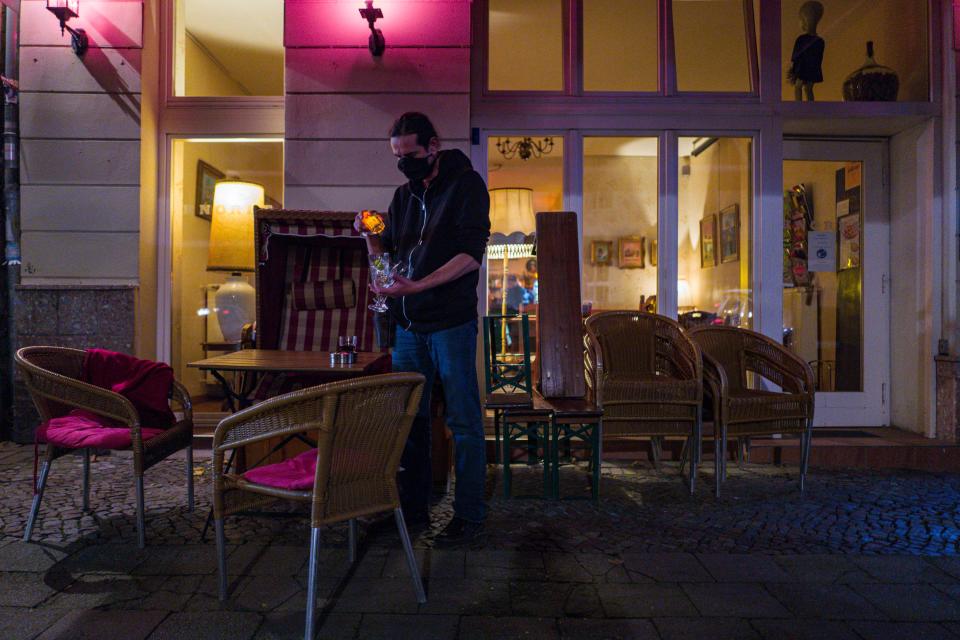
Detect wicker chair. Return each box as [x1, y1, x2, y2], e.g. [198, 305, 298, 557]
[687, 326, 815, 496]
[16, 346, 195, 548]
[212, 372, 426, 640]
[584, 312, 704, 493]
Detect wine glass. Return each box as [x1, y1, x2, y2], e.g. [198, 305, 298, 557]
[368, 253, 393, 312]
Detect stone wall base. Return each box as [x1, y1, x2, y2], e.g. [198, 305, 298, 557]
[12, 285, 136, 443]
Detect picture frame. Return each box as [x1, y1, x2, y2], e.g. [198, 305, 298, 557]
[618, 236, 645, 269]
[837, 214, 861, 270]
[719, 204, 740, 263]
[195, 160, 225, 221]
[590, 240, 613, 266]
[700, 214, 717, 268]
[649, 240, 658, 267]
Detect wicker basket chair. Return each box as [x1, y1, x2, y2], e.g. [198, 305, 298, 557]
[16, 346, 195, 549]
[687, 326, 815, 496]
[212, 372, 426, 640]
[584, 311, 704, 493]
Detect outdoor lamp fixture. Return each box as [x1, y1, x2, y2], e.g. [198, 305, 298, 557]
[359, 0, 385, 57]
[496, 137, 555, 161]
[207, 179, 264, 343]
[46, 0, 88, 56]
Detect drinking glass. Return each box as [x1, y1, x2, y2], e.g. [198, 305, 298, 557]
[368, 253, 393, 312]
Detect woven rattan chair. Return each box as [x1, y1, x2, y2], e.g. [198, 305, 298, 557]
[16, 346, 195, 548]
[584, 311, 704, 493]
[212, 372, 426, 640]
[688, 326, 815, 496]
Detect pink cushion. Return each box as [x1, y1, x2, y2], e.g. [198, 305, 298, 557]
[37, 410, 166, 450]
[243, 448, 317, 490]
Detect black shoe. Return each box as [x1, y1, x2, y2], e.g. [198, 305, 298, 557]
[434, 516, 484, 547]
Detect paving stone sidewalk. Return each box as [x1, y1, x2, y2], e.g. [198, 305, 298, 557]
[1, 441, 960, 639]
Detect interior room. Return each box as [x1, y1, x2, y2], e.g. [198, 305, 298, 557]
[168, 139, 284, 419]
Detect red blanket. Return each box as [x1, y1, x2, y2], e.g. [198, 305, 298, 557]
[82, 348, 176, 429]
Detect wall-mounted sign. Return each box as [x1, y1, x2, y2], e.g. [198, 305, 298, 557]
[807, 231, 835, 272]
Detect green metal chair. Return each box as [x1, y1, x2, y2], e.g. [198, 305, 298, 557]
[482, 314, 534, 463]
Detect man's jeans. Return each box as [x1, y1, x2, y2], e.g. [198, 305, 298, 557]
[392, 319, 487, 523]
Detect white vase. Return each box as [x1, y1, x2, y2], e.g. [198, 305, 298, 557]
[215, 273, 255, 342]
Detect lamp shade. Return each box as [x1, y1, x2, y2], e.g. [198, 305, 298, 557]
[677, 279, 693, 309]
[46, 0, 79, 18]
[489, 188, 535, 236]
[207, 180, 264, 272]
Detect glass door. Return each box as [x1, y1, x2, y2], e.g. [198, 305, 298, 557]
[783, 140, 890, 426]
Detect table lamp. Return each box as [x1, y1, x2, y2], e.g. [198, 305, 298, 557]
[207, 179, 264, 342]
[677, 278, 693, 312]
[487, 188, 536, 353]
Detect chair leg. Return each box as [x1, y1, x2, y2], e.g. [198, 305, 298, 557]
[394, 508, 426, 604]
[650, 436, 662, 471]
[502, 421, 512, 499]
[493, 410, 501, 464]
[135, 475, 146, 549]
[591, 421, 601, 503]
[348, 518, 359, 564]
[215, 518, 228, 601]
[24, 459, 52, 542]
[305, 526, 322, 640]
[720, 427, 728, 483]
[678, 438, 689, 475]
[689, 412, 702, 496]
[186, 445, 195, 512]
[800, 425, 812, 495]
[714, 431, 722, 499]
[82, 449, 91, 512]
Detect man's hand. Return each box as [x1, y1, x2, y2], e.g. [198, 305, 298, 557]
[371, 275, 423, 297]
[353, 212, 364, 233]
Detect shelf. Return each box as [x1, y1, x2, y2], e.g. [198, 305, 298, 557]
[779, 101, 938, 136]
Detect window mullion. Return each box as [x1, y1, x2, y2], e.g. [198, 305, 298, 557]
[567, 0, 582, 96]
[661, 0, 678, 96]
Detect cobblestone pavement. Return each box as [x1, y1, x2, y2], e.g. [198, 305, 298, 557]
[2, 441, 960, 639]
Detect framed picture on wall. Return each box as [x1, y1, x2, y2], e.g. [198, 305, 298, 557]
[700, 214, 717, 268]
[618, 236, 645, 268]
[649, 240, 658, 267]
[590, 240, 613, 266]
[838, 214, 861, 270]
[196, 160, 225, 221]
[719, 204, 740, 263]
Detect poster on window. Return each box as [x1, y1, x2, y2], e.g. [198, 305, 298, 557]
[838, 215, 861, 270]
[807, 230, 836, 272]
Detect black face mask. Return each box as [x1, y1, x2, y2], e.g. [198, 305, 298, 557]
[397, 153, 435, 182]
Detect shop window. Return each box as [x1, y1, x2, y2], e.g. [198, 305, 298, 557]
[672, 0, 758, 93]
[781, 0, 928, 102]
[677, 137, 753, 329]
[169, 139, 283, 413]
[488, 0, 564, 92]
[583, 137, 659, 313]
[485, 135, 563, 355]
[584, 0, 659, 92]
[174, 0, 284, 97]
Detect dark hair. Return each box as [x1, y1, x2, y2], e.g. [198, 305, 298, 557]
[389, 112, 439, 149]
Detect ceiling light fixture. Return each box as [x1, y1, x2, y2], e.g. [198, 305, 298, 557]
[496, 137, 555, 161]
[359, 1, 385, 57]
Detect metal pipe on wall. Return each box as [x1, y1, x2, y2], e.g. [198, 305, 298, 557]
[0, 2, 19, 441]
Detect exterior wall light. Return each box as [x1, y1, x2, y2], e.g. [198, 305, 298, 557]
[359, 0, 385, 57]
[46, 0, 88, 56]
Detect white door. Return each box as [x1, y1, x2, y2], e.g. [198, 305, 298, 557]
[782, 140, 890, 426]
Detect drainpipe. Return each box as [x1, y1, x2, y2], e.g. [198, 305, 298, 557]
[0, 3, 19, 441]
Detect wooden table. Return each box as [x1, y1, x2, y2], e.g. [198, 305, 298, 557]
[188, 349, 388, 411]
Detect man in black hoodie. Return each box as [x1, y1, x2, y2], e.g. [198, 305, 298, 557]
[358, 112, 490, 545]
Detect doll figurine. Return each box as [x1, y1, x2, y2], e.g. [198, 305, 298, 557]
[788, 1, 825, 101]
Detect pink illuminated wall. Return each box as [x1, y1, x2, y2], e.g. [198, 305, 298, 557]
[284, 0, 472, 212]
